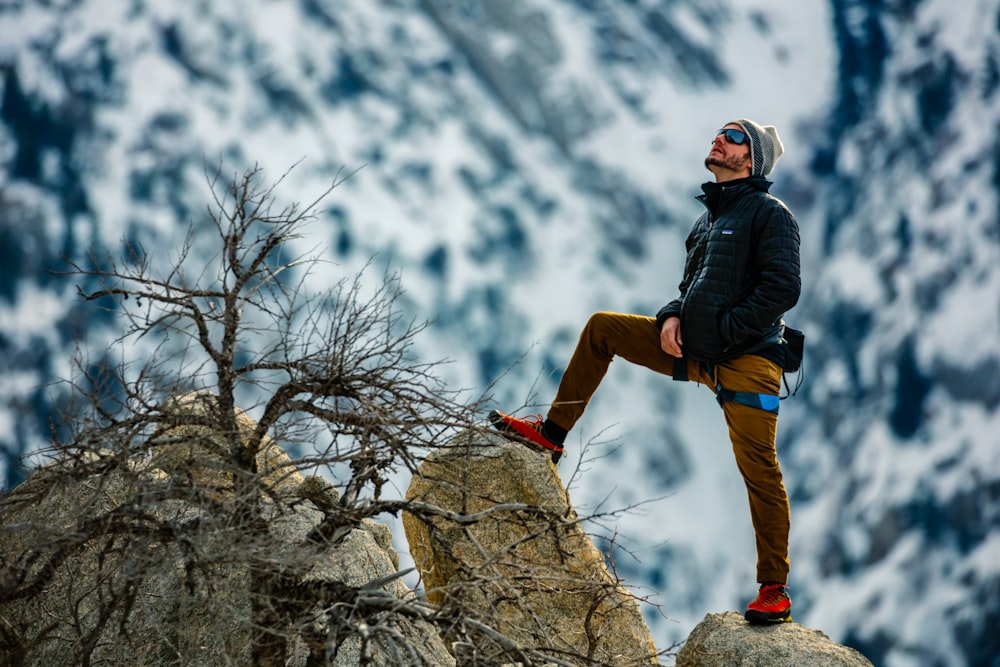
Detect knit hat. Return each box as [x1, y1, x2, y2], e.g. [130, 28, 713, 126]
[733, 119, 784, 177]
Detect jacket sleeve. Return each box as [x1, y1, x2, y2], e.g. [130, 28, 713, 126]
[654, 223, 699, 330]
[655, 298, 683, 330]
[719, 200, 801, 345]
[655, 258, 692, 330]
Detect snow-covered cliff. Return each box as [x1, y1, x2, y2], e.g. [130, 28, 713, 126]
[1, 1, 996, 664]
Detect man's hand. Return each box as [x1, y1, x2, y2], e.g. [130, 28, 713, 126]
[660, 316, 683, 358]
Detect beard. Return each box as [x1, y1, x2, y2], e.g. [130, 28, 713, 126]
[705, 153, 750, 173]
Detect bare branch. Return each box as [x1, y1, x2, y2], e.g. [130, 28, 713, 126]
[1, 163, 669, 666]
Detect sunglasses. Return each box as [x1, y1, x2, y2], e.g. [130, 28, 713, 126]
[716, 128, 749, 145]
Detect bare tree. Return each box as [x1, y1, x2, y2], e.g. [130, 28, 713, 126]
[0, 165, 668, 666]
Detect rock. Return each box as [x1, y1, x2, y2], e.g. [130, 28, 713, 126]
[155, 389, 305, 498]
[675, 611, 875, 667]
[403, 430, 659, 665]
[0, 392, 453, 667]
[2, 391, 874, 667]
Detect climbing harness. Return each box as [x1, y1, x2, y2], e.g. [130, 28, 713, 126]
[715, 384, 782, 414]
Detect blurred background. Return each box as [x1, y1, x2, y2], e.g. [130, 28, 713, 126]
[1, 1, 997, 665]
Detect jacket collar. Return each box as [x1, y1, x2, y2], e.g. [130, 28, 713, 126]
[697, 176, 772, 214]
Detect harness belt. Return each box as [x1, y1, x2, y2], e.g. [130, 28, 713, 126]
[703, 362, 781, 414]
[715, 385, 780, 414]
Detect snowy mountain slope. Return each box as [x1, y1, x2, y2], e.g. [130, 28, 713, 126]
[1, 0, 997, 665]
[781, 1, 1000, 665]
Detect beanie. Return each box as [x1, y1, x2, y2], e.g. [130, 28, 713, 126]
[733, 118, 784, 177]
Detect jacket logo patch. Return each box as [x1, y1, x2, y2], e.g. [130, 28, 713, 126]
[721, 229, 734, 235]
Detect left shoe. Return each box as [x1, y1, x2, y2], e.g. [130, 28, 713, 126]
[744, 583, 792, 624]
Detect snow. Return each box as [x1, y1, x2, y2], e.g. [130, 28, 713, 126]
[818, 252, 886, 308]
[1, 0, 998, 664]
[922, 271, 1000, 366]
[0, 282, 70, 349]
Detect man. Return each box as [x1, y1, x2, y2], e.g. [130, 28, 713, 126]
[490, 119, 801, 624]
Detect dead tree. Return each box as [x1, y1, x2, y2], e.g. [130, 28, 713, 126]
[0, 165, 667, 666]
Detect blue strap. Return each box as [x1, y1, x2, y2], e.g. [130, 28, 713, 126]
[716, 385, 780, 414]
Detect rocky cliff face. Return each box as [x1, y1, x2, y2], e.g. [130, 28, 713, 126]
[404, 430, 659, 664]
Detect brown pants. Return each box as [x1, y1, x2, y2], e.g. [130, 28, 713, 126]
[548, 312, 790, 584]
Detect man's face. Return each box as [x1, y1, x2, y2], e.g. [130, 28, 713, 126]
[705, 124, 752, 176]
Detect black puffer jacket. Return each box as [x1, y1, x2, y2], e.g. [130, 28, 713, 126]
[655, 176, 800, 364]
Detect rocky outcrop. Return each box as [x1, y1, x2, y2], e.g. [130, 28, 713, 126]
[1, 393, 875, 666]
[0, 392, 454, 667]
[676, 611, 875, 667]
[153, 390, 307, 497]
[403, 430, 660, 665]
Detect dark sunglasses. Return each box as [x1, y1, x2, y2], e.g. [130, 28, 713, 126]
[716, 128, 749, 145]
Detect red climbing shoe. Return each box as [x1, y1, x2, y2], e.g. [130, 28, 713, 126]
[745, 583, 792, 624]
[488, 409, 564, 463]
